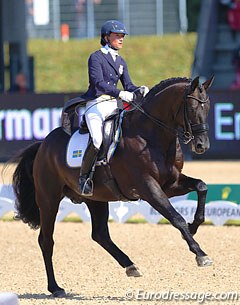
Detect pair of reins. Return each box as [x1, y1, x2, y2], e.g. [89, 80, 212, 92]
[79, 84, 209, 145]
[129, 85, 209, 144]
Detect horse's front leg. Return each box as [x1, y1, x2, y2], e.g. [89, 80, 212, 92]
[85, 200, 142, 277]
[140, 176, 212, 267]
[164, 173, 207, 236]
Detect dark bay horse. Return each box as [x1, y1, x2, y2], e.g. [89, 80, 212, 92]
[12, 76, 214, 297]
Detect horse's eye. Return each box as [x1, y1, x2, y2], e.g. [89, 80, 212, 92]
[190, 99, 198, 108]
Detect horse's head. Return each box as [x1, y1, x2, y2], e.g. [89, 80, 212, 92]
[184, 75, 214, 154]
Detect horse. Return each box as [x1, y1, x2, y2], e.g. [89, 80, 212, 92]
[12, 75, 214, 297]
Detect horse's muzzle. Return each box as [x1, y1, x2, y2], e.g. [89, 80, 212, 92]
[191, 136, 210, 154]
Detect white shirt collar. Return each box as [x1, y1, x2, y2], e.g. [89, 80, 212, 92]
[101, 45, 119, 61]
[101, 45, 109, 54]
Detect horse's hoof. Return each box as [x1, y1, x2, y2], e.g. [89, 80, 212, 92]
[51, 289, 66, 298]
[126, 264, 142, 277]
[196, 255, 213, 267]
[188, 223, 197, 236]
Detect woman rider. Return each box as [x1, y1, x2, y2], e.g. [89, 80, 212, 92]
[79, 20, 149, 196]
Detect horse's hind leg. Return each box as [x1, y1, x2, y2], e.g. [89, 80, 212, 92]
[85, 200, 142, 277]
[165, 173, 207, 236]
[36, 189, 65, 297]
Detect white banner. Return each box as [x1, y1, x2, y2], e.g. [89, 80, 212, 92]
[33, 0, 50, 25]
[0, 185, 239, 226]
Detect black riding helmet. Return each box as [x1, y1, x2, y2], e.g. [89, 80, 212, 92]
[100, 20, 128, 46]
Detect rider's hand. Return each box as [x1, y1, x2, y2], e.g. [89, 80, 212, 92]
[119, 91, 134, 103]
[140, 85, 149, 96]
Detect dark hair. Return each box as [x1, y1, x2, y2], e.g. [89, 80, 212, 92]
[100, 36, 107, 46]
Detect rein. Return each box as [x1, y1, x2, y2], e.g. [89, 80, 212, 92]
[129, 99, 179, 137]
[130, 85, 209, 144]
[76, 84, 209, 145]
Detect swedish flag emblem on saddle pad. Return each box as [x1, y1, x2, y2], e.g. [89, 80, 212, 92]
[66, 133, 89, 167]
[72, 150, 83, 158]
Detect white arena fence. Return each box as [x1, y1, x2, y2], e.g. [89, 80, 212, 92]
[0, 184, 239, 226]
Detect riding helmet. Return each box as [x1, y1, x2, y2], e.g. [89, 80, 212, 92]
[101, 20, 128, 44]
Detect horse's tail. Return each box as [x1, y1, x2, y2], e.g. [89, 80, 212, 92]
[12, 142, 42, 230]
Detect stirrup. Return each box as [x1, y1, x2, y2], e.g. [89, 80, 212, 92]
[81, 177, 94, 196]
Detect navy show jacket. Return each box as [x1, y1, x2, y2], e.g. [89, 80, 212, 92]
[83, 48, 138, 99]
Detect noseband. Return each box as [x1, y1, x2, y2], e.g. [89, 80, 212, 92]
[130, 84, 209, 144]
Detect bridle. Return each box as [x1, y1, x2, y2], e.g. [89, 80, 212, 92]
[183, 93, 209, 144]
[130, 84, 209, 144]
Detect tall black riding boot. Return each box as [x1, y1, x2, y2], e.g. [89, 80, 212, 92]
[79, 141, 99, 196]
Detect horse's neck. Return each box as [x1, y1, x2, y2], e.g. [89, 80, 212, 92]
[123, 83, 185, 141]
[121, 83, 186, 168]
[122, 97, 181, 168]
[143, 84, 185, 124]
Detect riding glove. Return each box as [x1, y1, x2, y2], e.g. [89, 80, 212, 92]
[140, 85, 149, 96]
[119, 91, 134, 103]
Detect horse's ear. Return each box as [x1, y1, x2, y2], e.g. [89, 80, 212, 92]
[190, 76, 199, 92]
[203, 75, 215, 90]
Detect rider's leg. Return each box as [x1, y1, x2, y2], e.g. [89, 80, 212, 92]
[79, 102, 102, 196]
[79, 98, 118, 196]
[79, 140, 99, 196]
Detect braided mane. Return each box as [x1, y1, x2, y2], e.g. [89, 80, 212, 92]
[146, 77, 191, 101]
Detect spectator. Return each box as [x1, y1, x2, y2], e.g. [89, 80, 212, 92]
[219, 0, 234, 23]
[231, 45, 240, 88]
[8, 72, 29, 93]
[227, 0, 240, 30]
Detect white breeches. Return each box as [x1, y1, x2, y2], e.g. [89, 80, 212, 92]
[85, 96, 118, 149]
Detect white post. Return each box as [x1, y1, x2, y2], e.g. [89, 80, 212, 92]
[156, 0, 164, 35]
[52, 0, 61, 40]
[179, 0, 188, 34]
[87, 0, 94, 38]
[118, 0, 130, 34]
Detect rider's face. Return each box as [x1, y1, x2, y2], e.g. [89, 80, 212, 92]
[107, 33, 125, 50]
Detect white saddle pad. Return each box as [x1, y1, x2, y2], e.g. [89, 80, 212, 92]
[66, 132, 90, 168]
[66, 111, 125, 168]
[66, 131, 116, 168]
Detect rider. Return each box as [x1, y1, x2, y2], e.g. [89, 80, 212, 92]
[79, 19, 149, 196]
